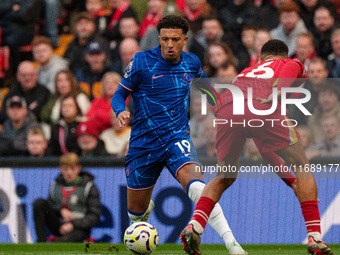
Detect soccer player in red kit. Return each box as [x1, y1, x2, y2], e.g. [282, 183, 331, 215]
[181, 39, 333, 255]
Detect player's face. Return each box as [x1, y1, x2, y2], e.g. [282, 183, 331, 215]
[159, 28, 188, 63]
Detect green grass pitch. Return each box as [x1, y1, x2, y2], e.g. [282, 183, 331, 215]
[0, 243, 338, 254]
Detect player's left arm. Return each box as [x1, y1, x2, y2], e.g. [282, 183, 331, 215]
[276, 60, 307, 90]
[258, 60, 307, 104]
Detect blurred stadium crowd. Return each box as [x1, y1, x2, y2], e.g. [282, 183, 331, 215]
[0, 0, 340, 161]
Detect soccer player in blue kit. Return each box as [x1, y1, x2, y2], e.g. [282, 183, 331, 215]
[111, 15, 247, 254]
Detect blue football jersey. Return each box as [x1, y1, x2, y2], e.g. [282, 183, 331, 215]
[120, 46, 204, 148]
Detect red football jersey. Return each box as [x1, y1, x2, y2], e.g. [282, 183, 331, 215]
[215, 59, 307, 112]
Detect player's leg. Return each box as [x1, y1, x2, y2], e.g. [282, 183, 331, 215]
[177, 162, 245, 255]
[124, 149, 163, 223]
[180, 158, 241, 255]
[168, 138, 246, 254]
[275, 141, 333, 255]
[188, 158, 239, 234]
[127, 187, 155, 223]
[252, 138, 297, 188]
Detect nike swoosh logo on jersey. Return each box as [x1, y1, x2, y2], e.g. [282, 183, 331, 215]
[152, 74, 164, 79]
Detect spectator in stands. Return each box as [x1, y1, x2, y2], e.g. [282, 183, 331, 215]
[270, 1, 308, 55]
[75, 40, 113, 100]
[139, 0, 167, 38]
[112, 38, 140, 76]
[290, 32, 317, 69]
[33, 152, 102, 242]
[329, 0, 340, 21]
[176, 0, 218, 35]
[196, 116, 217, 160]
[216, 62, 238, 82]
[111, 16, 140, 63]
[241, 25, 257, 56]
[203, 42, 236, 77]
[219, 0, 261, 41]
[43, 0, 61, 49]
[0, 61, 51, 124]
[307, 84, 340, 143]
[312, 4, 338, 59]
[306, 115, 340, 160]
[32, 36, 69, 94]
[119, 16, 140, 40]
[296, 0, 338, 30]
[327, 28, 340, 78]
[87, 72, 121, 133]
[288, 57, 330, 125]
[40, 70, 90, 125]
[76, 121, 109, 157]
[249, 29, 271, 66]
[0, 0, 43, 73]
[297, 125, 314, 152]
[47, 95, 84, 156]
[100, 110, 131, 157]
[86, 0, 109, 33]
[86, 0, 105, 17]
[59, 0, 87, 34]
[25, 127, 49, 157]
[0, 96, 40, 156]
[64, 12, 109, 72]
[256, 0, 288, 31]
[189, 18, 236, 64]
[237, 24, 257, 71]
[103, 0, 136, 42]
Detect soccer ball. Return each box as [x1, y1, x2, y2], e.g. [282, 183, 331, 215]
[124, 222, 159, 254]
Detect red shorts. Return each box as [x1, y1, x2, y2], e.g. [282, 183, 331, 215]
[215, 100, 300, 161]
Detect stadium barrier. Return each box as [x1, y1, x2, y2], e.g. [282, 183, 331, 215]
[0, 157, 339, 244]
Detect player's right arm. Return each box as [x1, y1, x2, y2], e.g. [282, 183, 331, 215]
[111, 85, 131, 128]
[111, 54, 140, 127]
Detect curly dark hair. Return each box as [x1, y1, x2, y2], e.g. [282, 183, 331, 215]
[157, 15, 189, 35]
[261, 39, 289, 57]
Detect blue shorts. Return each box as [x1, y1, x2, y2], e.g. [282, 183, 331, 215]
[125, 138, 201, 190]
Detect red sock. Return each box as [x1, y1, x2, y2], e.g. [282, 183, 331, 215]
[191, 196, 215, 230]
[301, 200, 321, 233]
